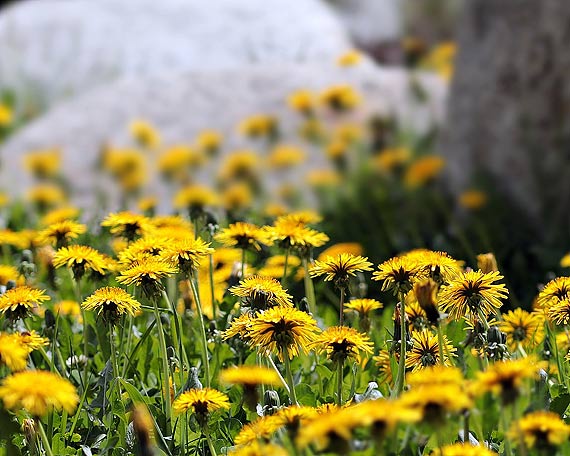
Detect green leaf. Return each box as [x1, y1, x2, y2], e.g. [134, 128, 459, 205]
[550, 393, 570, 415]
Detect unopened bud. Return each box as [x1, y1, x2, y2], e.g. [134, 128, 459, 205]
[414, 279, 439, 325]
[477, 253, 498, 274]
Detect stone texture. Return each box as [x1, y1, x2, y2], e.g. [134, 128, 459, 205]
[327, 0, 402, 46]
[0, 63, 447, 209]
[0, 0, 351, 104]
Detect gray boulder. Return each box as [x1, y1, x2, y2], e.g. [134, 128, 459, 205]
[0, 0, 351, 105]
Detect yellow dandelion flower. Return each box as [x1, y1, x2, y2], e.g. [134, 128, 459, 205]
[172, 388, 229, 425]
[372, 147, 411, 173]
[220, 365, 281, 387]
[311, 326, 373, 363]
[54, 300, 82, 321]
[500, 308, 544, 349]
[247, 306, 320, 360]
[474, 357, 540, 404]
[129, 119, 161, 149]
[287, 90, 317, 115]
[218, 150, 260, 183]
[310, 253, 373, 289]
[373, 256, 424, 295]
[158, 145, 202, 181]
[403, 249, 462, 285]
[404, 155, 445, 189]
[267, 144, 306, 169]
[223, 313, 255, 341]
[350, 399, 421, 437]
[230, 275, 293, 310]
[318, 243, 363, 261]
[53, 245, 107, 280]
[0, 265, 22, 286]
[26, 184, 66, 209]
[0, 370, 78, 417]
[407, 365, 464, 390]
[438, 270, 508, 320]
[16, 330, 49, 351]
[296, 407, 361, 451]
[405, 298, 429, 331]
[399, 383, 472, 423]
[257, 255, 302, 280]
[337, 50, 363, 67]
[406, 330, 456, 371]
[117, 257, 178, 297]
[40, 207, 80, 226]
[319, 85, 361, 111]
[137, 196, 158, 214]
[222, 182, 253, 212]
[344, 298, 383, 316]
[215, 222, 269, 252]
[173, 185, 218, 213]
[101, 212, 153, 241]
[477, 253, 498, 273]
[0, 333, 30, 371]
[0, 103, 13, 126]
[83, 287, 141, 322]
[510, 410, 570, 450]
[431, 443, 498, 456]
[196, 129, 222, 155]
[160, 237, 213, 277]
[561, 253, 570, 268]
[117, 236, 171, 266]
[306, 169, 341, 188]
[23, 149, 61, 178]
[0, 286, 50, 320]
[238, 115, 278, 139]
[234, 414, 282, 446]
[537, 277, 570, 309]
[264, 218, 329, 256]
[229, 441, 287, 456]
[150, 215, 193, 232]
[458, 190, 487, 210]
[36, 220, 86, 248]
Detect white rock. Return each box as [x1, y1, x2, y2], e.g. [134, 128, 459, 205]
[327, 0, 402, 45]
[0, 63, 448, 210]
[0, 0, 351, 104]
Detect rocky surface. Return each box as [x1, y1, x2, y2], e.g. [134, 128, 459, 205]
[0, 0, 352, 104]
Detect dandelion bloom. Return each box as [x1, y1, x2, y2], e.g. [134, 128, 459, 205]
[26, 184, 66, 209]
[267, 144, 306, 169]
[296, 407, 362, 451]
[500, 308, 544, 349]
[247, 306, 320, 360]
[222, 313, 255, 341]
[350, 399, 421, 438]
[36, 220, 87, 247]
[0, 333, 31, 371]
[129, 119, 161, 149]
[510, 410, 570, 450]
[275, 405, 318, 430]
[311, 326, 373, 363]
[0, 265, 22, 286]
[117, 236, 171, 266]
[173, 185, 218, 214]
[238, 115, 278, 139]
[220, 366, 281, 387]
[215, 222, 269, 252]
[23, 149, 61, 178]
[406, 330, 456, 371]
[431, 443, 498, 456]
[40, 207, 80, 226]
[319, 84, 361, 111]
[160, 237, 214, 277]
[407, 365, 464, 390]
[337, 49, 362, 66]
[474, 357, 540, 405]
[229, 275, 293, 310]
[374, 350, 393, 385]
[344, 298, 383, 316]
[0, 286, 50, 320]
[172, 388, 229, 426]
[117, 257, 178, 298]
[537, 276, 570, 309]
[16, 330, 49, 351]
[317, 243, 363, 261]
[53, 245, 108, 280]
[101, 212, 153, 241]
[373, 256, 423, 295]
[403, 249, 462, 285]
[234, 414, 282, 446]
[438, 270, 508, 321]
[196, 129, 222, 155]
[458, 190, 487, 210]
[399, 384, 472, 424]
[83, 287, 141, 322]
[403, 155, 445, 189]
[228, 441, 287, 456]
[0, 370, 78, 417]
[310, 253, 373, 289]
[287, 89, 316, 115]
[263, 218, 329, 256]
[477, 252, 498, 273]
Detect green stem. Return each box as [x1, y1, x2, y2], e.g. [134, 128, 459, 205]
[203, 424, 217, 456]
[501, 405, 512, 456]
[152, 297, 172, 436]
[339, 287, 346, 326]
[336, 359, 344, 406]
[437, 322, 446, 366]
[162, 289, 188, 373]
[108, 325, 121, 399]
[302, 258, 317, 316]
[36, 420, 54, 456]
[188, 279, 211, 388]
[208, 243, 217, 320]
[282, 347, 298, 405]
[392, 292, 407, 398]
[267, 355, 291, 394]
[546, 321, 565, 386]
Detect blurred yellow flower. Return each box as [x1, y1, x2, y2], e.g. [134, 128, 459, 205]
[404, 155, 445, 188]
[196, 129, 223, 155]
[129, 119, 161, 149]
[337, 49, 363, 67]
[267, 144, 306, 169]
[23, 149, 61, 179]
[287, 89, 317, 115]
[26, 184, 66, 209]
[40, 206, 80, 226]
[372, 147, 411, 173]
[318, 242, 363, 261]
[173, 184, 218, 213]
[238, 114, 278, 139]
[319, 85, 361, 111]
[459, 190, 488, 210]
[0, 103, 13, 126]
